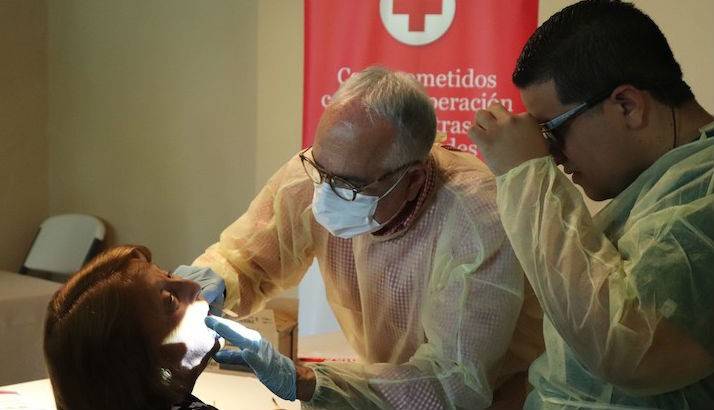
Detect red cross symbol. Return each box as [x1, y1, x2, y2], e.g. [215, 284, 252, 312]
[393, 0, 444, 32]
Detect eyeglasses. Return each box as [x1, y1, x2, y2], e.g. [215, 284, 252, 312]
[299, 147, 412, 201]
[539, 90, 612, 148]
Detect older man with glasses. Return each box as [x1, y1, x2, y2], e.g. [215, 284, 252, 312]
[469, 1, 714, 409]
[178, 66, 543, 409]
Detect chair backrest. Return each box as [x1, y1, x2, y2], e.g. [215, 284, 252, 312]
[21, 214, 106, 276]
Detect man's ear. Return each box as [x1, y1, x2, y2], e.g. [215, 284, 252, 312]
[611, 84, 648, 130]
[405, 164, 427, 202]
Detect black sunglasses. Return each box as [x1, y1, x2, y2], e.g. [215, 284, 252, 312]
[538, 89, 613, 147]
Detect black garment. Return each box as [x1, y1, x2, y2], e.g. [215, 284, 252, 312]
[171, 394, 219, 410]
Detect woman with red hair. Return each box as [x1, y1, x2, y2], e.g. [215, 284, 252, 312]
[44, 245, 221, 410]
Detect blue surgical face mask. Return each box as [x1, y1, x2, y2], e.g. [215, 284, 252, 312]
[311, 171, 407, 239]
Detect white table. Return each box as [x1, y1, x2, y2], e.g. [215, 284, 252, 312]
[298, 331, 358, 362]
[0, 271, 61, 386]
[0, 371, 300, 410]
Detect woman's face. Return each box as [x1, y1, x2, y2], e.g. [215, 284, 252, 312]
[128, 260, 221, 382]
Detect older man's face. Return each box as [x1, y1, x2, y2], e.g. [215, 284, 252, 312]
[311, 101, 415, 224]
[313, 101, 396, 182]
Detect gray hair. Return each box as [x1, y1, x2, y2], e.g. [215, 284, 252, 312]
[329, 66, 437, 169]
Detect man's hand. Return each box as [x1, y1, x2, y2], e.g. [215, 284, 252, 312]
[173, 266, 225, 315]
[205, 315, 302, 401]
[468, 103, 550, 176]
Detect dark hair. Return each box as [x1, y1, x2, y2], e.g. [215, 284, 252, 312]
[44, 245, 190, 410]
[513, 0, 693, 106]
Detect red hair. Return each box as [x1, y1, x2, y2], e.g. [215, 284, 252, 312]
[44, 245, 192, 410]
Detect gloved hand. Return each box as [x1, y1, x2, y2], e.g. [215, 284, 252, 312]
[173, 265, 225, 315]
[205, 315, 297, 401]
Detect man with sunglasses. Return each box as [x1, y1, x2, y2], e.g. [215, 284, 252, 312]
[182, 66, 543, 408]
[468, 1, 714, 409]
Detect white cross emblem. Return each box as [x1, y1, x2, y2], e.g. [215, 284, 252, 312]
[380, 0, 456, 46]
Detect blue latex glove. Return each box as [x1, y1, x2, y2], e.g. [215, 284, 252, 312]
[205, 315, 297, 401]
[173, 265, 225, 315]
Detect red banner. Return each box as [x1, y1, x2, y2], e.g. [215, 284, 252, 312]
[303, 0, 538, 155]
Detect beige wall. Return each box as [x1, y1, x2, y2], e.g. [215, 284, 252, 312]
[0, 0, 48, 271]
[255, 1, 304, 189]
[47, 0, 258, 269]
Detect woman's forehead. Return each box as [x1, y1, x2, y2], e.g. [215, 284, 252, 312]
[128, 263, 172, 313]
[129, 260, 169, 282]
